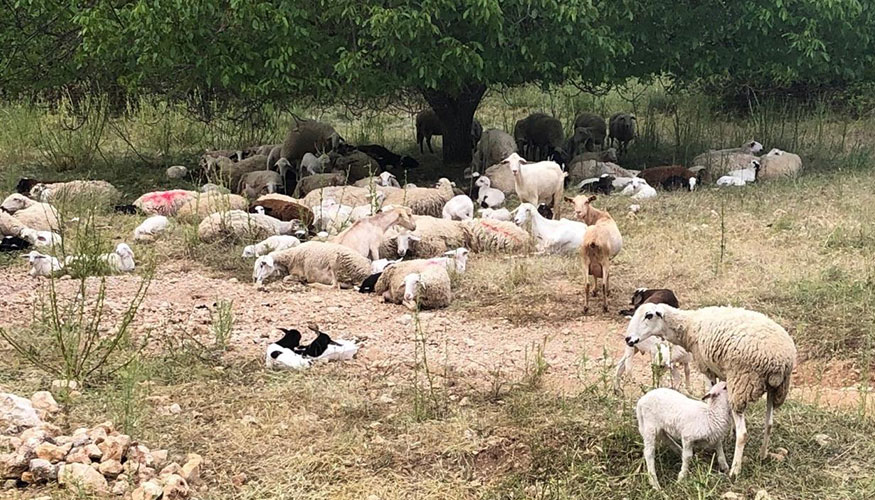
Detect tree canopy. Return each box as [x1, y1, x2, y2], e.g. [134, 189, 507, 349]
[2, 0, 874, 162]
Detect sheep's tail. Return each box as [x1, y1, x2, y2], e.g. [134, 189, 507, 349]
[583, 241, 609, 278]
[767, 366, 793, 409]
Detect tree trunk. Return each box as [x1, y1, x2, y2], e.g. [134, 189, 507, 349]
[422, 84, 486, 166]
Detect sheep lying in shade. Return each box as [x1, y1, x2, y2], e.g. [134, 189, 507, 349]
[301, 185, 373, 209]
[758, 148, 802, 180]
[198, 210, 302, 243]
[19, 228, 62, 248]
[242, 235, 301, 258]
[133, 215, 169, 242]
[238, 170, 284, 198]
[22, 251, 63, 277]
[637, 382, 732, 490]
[333, 207, 417, 259]
[253, 241, 371, 288]
[1, 194, 61, 232]
[463, 219, 530, 254]
[353, 171, 401, 188]
[624, 303, 797, 478]
[478, 208, 512, 221]
[442, 195, 474, 221]
[133, 190, 199, 216]
[312, 200, 355, 234]
[638, 166, 698, 191]
[176, 192, 249, 221]
[474, 176, 505, 209]
[374, 259, 452, 309]
[29, 180, 120, 205]
[0, 211, 26, 237]
[382, 178, 455, 218]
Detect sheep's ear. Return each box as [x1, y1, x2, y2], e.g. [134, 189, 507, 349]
[586, 195, 597, 203]
[644, 312, 653, 320]
[563, 196, 574, 203]
[655, 311, 663, 318]
[701, 392, 713, 401]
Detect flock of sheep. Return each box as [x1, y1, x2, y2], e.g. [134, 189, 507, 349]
[0, 108, 807, 490]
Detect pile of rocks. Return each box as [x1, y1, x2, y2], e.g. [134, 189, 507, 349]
[1, 391, 203, 498]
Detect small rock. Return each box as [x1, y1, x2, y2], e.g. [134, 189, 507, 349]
[160, 462, 182, 477]
[813, 433, 831, 447]
[721, 492, 742, 500]
[459, 397, 470, 407]
[240, 415, 259, 426]
[310, 296, 323, 303]
[397, 314, 412, 325]
[50, 380, 79, 392]
[754, 490, 773, 500]
[162, 473, 190, 499]
[28, 458, 57, 482]
[180, 453, 202, 484]
[20, 471, 33, 483]
[131, 479, 163, 500]
[98, 435, 131, 462]
[169, 403, 182, 414]
[98, 459, 124, 477]
[111, 478, 129, 495]
[65, 446, 92, 464]
[1, 452, 30, 478]
[3, 479, 16, 489]
[29, 392, 59, 414]
[126, 444, 153, 467]
[84, 443, 102, 461]
[0, 393, 42, 433]
[58, 462, 108, 493]
[88, 426, 108, 443]
[35, 442, 71, 462]
[326, 306, 340, 314]
[150, 449, 168, 467]
[232, 472, 247, 486]
[378, 394, 395, 405]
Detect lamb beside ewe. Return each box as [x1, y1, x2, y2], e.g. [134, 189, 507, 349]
[253, 241, 371, 288]
[0, 194, 61, 232]
[624, 303, 796, 479]
[758, 148, 802, 180]
[374, 259, 453, 309]
[29, 180, 120, 205]
[242, 235, 301, 258]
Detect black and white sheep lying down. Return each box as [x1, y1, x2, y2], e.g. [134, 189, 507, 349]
[265, 325, 359, 371]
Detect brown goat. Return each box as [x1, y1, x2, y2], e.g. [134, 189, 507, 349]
[638, 166, 699, 191]
[618, 288, 680, 316]
[568, 195, 623, 313]
[249, 199, 314, 230]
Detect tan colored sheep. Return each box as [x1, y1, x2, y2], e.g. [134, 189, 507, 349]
[30, 180, 120, 205]
[382, 178, 454, 217]
[197, 210, 299, 243]
[176, 192, 248, 222]
[1, 194, 60, 232]
[301, 185, 374, 209]
[0, 211, 25, 236]
[133, 190, 199, 216]
[374, 259, 448, 305]
[462, 219, 530, 253]
[259, 241, 371, 288]
[569, 195, 622, 313]
[758, 149, 802, 180]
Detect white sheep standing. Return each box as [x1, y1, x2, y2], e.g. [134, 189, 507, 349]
[614, 337, 692, 392]
[22, 251, 63, 277]
[474, 176, 506, 209]
[636, 382, 733, 489]
[512, 203, 587, 255]
[498, 153, 566, 219]
[242, 235, 301, 258]
[620, 178, 657, 199]
[624, 303, 796, 479]
[19, 228, 62, 248]
[133, 215, 169, 242]
[442, 194, 474, 221]
[478, 207, 512, 221]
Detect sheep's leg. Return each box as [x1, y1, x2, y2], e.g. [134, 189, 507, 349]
[591, 276, 599, 297]
[427, 136, 434, 154]
[613, 346, 635, 392]
[602, 265, 610, 312]
[759, 391, 775, 459]
[684, 362, 691, 391]
[715, 439, 730, 473]
[729, 411, 748, 479]
[583, 275, 591, 314]
[369, 241, 381, 261]
[677, 439, 694, 481]
[642, 434, 661, 490]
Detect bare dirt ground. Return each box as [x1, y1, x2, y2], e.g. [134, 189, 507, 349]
[3, 257, 871, 415]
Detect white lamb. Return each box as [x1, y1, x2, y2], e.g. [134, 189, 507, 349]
[614, 337, 692, 392]
[22, 251, 63, 277]
[498, 153, 566, 219]
[717, 159, 761, 186]
[620, 178, 657, 199]
[636, 382, 732, 489]
[19, 228, 62, 248]
[442, 194, 474, 221]
[65, 243, 135, 274]
[242, 235, 301, 258]
[625, 303, 796, 478]
[478, 207, 512, 221]
[133, 215, 169, 241]
[312, 200, 354, 233]
[474, 176, 506, 209]
[512, 203, 587, 255]
[301, 152, 330, 175]
[401, 265, 452, 310]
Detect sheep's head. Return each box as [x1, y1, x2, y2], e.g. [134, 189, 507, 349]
[475, 176, 491, 189]
[567, 195, 597, 222]
[391, 207, 417, 231]
[444, 247, 469, 273]
[242, 245, 257, 258]
[377, 172, 397, 187]
[624, 303, 671, 347]
[512, 203, 535, 226]
[22, 250, 45, 264]
[253, 255, 278, 284]
[274, 158, 292, 172]
[744, 140, 763, 154]
[402, 273, 422, 302]
[395, 232, 421, 257]
[1, 193, 33, 213]
[499, 153, 526, 174]
[400, 156, 420, 169]
[702, 381, 728, 402]
[688, 177, 697, 191]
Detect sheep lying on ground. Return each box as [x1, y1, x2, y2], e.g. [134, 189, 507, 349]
[577, 174, 615, 195]
[353, 171, 401, 188]
[717, 159, 761, 186]
[401, 265, 453, 310]
[567, 158, 637, 185]
[294, 172, 348, 197]
[248, 198, 314, 230]
[637, 382, 732, 490]
[133, 215, 169, 242]
[474, 176, 505, 209]
[463, 218, 530, 254]
[312, 200, 354, 234]
[0, 211, 26, 237]
[29, 180, 120, 205]
[65, 243, 136, 275]
[301, 185, 373, 209]
[481, 162, 516, 195]
[639, 166, 698, 191]
[624, 303, 797, 478]
[513, 203, 587, 255]
[620, 178, 657, 199]
[0, 194, 60, 232]
[570, 195, 623, 313]
[253, 241, 371, 288]
[374, 259, 452, 308]
[499, 153, 566, 219]
[22, 251, 63, 277]
[758, 149, 802, 180]
[354, 144, 419, 170]
[1, 235, 30, 252]
[133, 190, 199, 216]
[692, 141, 762, 180]
[166, 165, 188, 179]
[442, 195, 474, 221]
[198, 210, 301, 243]
[239, 170, 284, 198]
[176, 192, 249, 221]
[380, 216, 468, 258]
[19, 227, 62, 248]
[242, 235, 301, 258]
[478, 208, 512, 221]
[382, 178, 455, 218]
